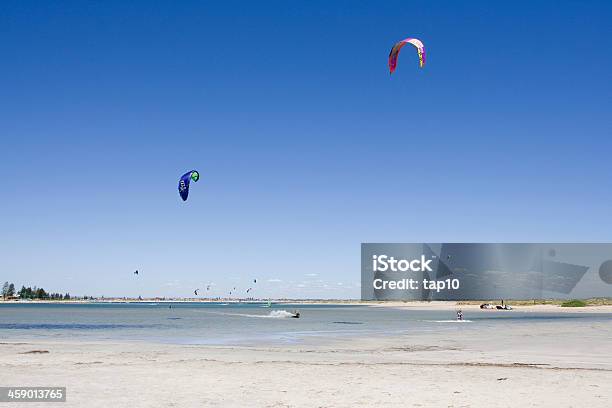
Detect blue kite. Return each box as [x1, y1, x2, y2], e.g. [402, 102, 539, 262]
[178, 170, 200, 201]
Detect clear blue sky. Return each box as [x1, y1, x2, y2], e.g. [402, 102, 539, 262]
[1, 1, 611, 298]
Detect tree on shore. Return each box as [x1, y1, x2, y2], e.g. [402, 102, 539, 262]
[34, 288, 48, 299]
[16, 285, 56, 300]
[1, 282, 17, 299]
[6, 285, 72, 301]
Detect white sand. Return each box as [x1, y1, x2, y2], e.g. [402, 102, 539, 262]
[1, 316, 611, 408]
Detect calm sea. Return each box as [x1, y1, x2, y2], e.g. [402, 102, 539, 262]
[0, 303, 608, 346]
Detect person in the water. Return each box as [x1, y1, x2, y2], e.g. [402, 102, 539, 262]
[456, 310, 463, 321]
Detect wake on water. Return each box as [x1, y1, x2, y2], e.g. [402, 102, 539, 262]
[266, 310, 295, 318]
[207, 310, 296, 319]
[423, 320, 473, 323]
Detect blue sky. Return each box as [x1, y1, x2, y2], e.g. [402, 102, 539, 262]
[1, 1, 611, 298]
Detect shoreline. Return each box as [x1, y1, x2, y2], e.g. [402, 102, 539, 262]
[3, 298, 612, 313]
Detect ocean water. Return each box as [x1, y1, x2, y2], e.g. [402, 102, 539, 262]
[0, 303, 608, 346]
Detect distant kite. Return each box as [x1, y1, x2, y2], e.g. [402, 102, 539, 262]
[194, 289, 199, 296]
[134, 270, 139, 276]
[388, 38, 425, 74]
[178, 170, 200, 201]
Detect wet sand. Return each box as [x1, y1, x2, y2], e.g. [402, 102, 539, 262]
[1, 315, 610, 407]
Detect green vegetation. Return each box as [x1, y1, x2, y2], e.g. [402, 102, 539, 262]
[17, 285, 71, 300]
[561, 299, 587, 307]
[2, 281, 70, 300]
[2, 281, 15, 299]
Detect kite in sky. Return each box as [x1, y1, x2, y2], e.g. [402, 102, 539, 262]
[388, 38, 425, 74]
[178, 170, 200, 201]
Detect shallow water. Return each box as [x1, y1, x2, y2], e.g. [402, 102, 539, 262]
[0, 303, 608, 346]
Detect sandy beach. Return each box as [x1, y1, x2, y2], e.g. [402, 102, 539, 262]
[1, 303, 610, 407]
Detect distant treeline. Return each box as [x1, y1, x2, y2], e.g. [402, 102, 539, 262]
[2, 281, 71, 300]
